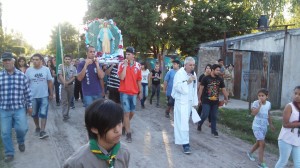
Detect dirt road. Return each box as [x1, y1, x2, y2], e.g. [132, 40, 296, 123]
[1, 99, 291, 168]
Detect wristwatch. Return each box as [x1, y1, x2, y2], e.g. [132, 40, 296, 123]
[182, 80, 188, 83]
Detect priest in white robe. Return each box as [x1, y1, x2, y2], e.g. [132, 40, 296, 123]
[171, 57, 198, 154]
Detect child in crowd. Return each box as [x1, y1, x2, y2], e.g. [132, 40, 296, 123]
[64, 99, 130, 168]
[275, 86, 300, 168]
[247, 88, 274, 168]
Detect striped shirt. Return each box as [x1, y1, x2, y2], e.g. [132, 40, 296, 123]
[0, 68, 32, 110]
[107, 65, 120, 89]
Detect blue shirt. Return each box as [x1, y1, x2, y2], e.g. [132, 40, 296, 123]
[164, 69, 177, 96]
[0, 68, 32, 110]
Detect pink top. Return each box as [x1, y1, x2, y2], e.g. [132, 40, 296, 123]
[278, 103, 300, 146]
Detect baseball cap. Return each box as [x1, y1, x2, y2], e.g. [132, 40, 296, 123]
[172, 60, 180, 64]
[1, 52, 13, 60]
[126, 47, 135, 54]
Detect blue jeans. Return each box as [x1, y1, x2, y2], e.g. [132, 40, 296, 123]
[198, 103, 219, 133]
[120, 93, 137, 112]
[32, 97, 49, 119]
[275, 140, 300, 168]
[150, 84, 160, 105]
[140, 83, 148, 106]
[0, 108, 28, 156]
[83, 95, 101, 108]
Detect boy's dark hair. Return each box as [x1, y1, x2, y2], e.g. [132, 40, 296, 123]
[86, 45, 95, 52]
[218, 59, 223, 62]
[85, 99, 124, 139]
[204, 64, 212, 71]
[257, 88, 269, 96]
[64, 54, 72, 59]
[31, 53, 43, 61]
[211, 64, 221, 70]
[295, 86, 300, 90]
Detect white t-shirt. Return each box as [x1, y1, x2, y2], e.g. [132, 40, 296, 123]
[252, 100, 271, 130]
[25, 66, 52, 98]
[141, 69, 150, 84]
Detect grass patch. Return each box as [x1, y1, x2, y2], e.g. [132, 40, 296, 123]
[218, 108, 282, 152]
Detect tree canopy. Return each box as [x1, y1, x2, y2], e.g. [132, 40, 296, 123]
[0, 28, 34, 56]
[84, 0, 300, 57]
[47, 22, 85, 58]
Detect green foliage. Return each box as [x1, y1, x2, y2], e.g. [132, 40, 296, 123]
[218, 108, 282, 146]
[48, 22, 83, 58]
[0, 27, 34, 56]
[84, 0, 300, 56]
[84, 0, 258, 56]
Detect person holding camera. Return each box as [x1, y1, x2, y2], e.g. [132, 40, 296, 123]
[77, 46, 105, 108]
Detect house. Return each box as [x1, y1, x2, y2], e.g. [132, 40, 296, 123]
[197, 28, 300, 108]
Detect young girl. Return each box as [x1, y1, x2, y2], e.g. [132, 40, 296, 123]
[64, 99, 130, 168]
[17, 56, 29, 73]
[149, 63, 161, 107]
[247, 88, 274, 168]
[275, 86, 300, 168]
[140, 62, 150, 109]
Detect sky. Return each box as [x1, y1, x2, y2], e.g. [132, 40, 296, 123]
[1, 0, 87, 49]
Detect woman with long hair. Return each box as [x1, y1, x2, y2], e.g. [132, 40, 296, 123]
[17, 57, 29, 73]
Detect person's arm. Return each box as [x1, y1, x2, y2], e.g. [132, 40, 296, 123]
[150, 71, 154, 79]
[58, 74, 65, 85]
[138, 80, 142, 99]
[198, 85, 204, 104]
[66, 76, 75, 85]
[77, 59, 92, 81]
[48, 80, 53, 100]
[158, 71, 162, 79]
[105, 64, 115, 75]
[24, 76, 32, 115]
[100, 79, 105, 97]
[163, 71, 170, 92]
[58, 65, 66, 85]
[221, 88, 228, 104]
[282, 104, 300, 128]
[163, 81, 167, 92]
[119, 60, 128, 80]
[95, 62, 105, 79]
[251, 101, 261, 116]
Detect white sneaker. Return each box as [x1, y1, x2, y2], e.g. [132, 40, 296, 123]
[247, 152, 255, 161]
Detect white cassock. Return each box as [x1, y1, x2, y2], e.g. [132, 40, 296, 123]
[171, 67, 198, 145]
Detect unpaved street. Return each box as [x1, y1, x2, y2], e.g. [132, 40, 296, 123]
[1, 99, 291, 168]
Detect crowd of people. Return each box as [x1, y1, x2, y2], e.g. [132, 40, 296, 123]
[0, 48, 300, 168]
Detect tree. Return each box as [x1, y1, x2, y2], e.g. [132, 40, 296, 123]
[0, 29, 34, 55]
[84, 0, 299, 57]
[48, 22, 80, 57]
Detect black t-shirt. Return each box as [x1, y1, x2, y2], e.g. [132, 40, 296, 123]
[151, 69, 161, 85]
[198, 74, 205, 83]
[201, 75, 225, 104]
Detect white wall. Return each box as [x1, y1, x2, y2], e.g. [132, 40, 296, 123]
[232, 33, 285, 52]
[281, 34, 300, 107]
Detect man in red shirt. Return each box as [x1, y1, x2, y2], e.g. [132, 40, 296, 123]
[118, 47, 142, 143]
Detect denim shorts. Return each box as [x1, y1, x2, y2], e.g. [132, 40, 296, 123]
[32, 97, 49, 119]
[83, 95, 101, 108]
[120, 93, 137, 112]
